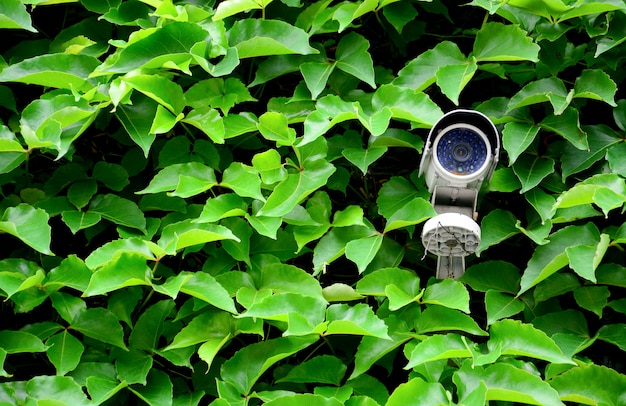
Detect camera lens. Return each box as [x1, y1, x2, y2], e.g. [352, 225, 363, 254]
[435, 127, 488, 176]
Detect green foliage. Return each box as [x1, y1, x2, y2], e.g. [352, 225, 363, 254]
[1, 0, 626, 405]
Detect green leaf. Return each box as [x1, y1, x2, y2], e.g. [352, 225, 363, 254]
[342, 147, 387, 176]
[540, 108, 588, 150]
[46, 331, 84, 375]
[0, 330, 46, 353]
[46, 255, 92, 292]
[324, 303, 389, 339]
[129, 369, 173, 406]
[83, 252, 150, 297]
[196, 194, 248, 223]
[277, 355, 346, 385]
[220, 335, 318, 395]
[477, 209, 520, 256]
[137, 162, 218, 198]
[114, 95, 159, 157]
[435, 59, 477, 105]
[61, 211, 102, 234]
[519, 223, 599, 294]
[460, 260, 521, 294]
[115, 349, 153, 385]
[252, 149, 287, 184]
[165, 310, 232, 350]
[26, 376, 91, 405]
[507, 77, 570, 114]
[182, 107, 225, 144]
[555, 174, 626, 217]
[0, 204, 52, 255]
[0, 0, 37, 31]
[0, 138, 27, 174]
[561, 124, 620, 180]
[386, 378, 448, 406]
[89, 194, 146, 232]
[0, 258, 45, 299]
[488, 319, 574, 364]
[259, 159, 335, 217]
[0, 54, 99, 91]
[454, 362, 562, 405]
[383, 197, 436, 233]
[473, 22, 540, 62]
[123, 74, 186, 115]
[94, 22, 210, 74]
[550, 364, 626, 405]
[213, 0, 272, 20]
[512, 155, 555, 193]
[596, 323, 626, 352]
[565, 233, 610, 282]
[228, 19, 318, 58]
[485, 290, 525, 325]
[335, 32, 376, 88]
[394, 41, 467, 91]
[159, 220, 240, 255]
[301, 60, 335, 100]
[422, 279, 470, 313]
[264, 394, 344, 406]
[416, 305, 487, 336]
[345, 234, 384, 274]
[502, 122, 541, 165]
[129, 299, 174, 351]
[573, 69, 617, 106]
[70, 308, 128, 350]
[257, 111, 296, 146]
[405, 334, 473, 369]
[573, 285, 610, 317]
[179, 271, 238, 313]
[371, 85, 443, 129]
[221, 162, 265, 201]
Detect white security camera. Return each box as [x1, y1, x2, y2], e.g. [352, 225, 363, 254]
[419, 109, 500, 279]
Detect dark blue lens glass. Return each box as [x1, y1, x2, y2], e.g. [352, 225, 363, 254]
[436, 128, 487, 175]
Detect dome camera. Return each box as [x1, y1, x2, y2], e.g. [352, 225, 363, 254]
[419, 109, 500, 279]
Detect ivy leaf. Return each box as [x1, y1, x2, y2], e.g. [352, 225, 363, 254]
[46, 331, 84, 376]
[573, 285, 610, 317]
[485, 290, 525, 325]
[561, 124, 621, 180]
[416, 306, 487, 336]
[0, 0, 37, 32]
[0, 138, 27, 174]
[25, 376, 91, 405]
[61, 211, 102, 234]
[83, 252, 150, 297]
[460, 261, 521, 294]
[164, 310, 232, 350]
[335, 32, 376, 88]
[345, 234, 384, 274]
[502, 122, 541, 165]
[394, 41, 467, 91]
[182, 107, 225, 144]
[422, 279, 470, 313]
[158, 220, 240, 255]
[342, 147, 387, 176]
[0, 330, 47, 353]
[89, 194, 146, 232]
[540, 108, 588, 150]
[435, 59, 477, 105]
[70, 308, 128, 350]
[179, 271, 237, 313]
[220, 336, 318, 395]
[213, 0, 272, 20]
[488, 319, 574, 364]
[386, 378, 448, 406]
[566, 233, 610, 283]
[405, 334, 473, 369]
[122, 74, 186, 115]
[221, 162, 265, 201]
[0, 204, 52, 255]
[383, 197, 435, 233]
[94, 22, 210, 74]
[454, 362, 562, 405]
[228, 19, 318, 58]
[301, 61, 335, 100]
[0, 54, 99, 91]
[259, 159, 335, 217]
[371, 85, 443, 128]
[507, 77, 570, 114]
[472, 22, 540, 62]
[324, 303, 390, 339]
[136, 162, 218, 198]
[555, 174, 626, 217]
[519, 223, 599, 294]
[257, 111, 296, 146]
[114, 95, 159, 157]
[550, 364, 626, 405]
[277, 355, 346, 385]
[477, 209, 520, 256]
[512, 154, 555, 193]
[573, 69, 617, 106]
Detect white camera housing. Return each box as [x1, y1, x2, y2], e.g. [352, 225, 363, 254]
[419, 109, 500, 279]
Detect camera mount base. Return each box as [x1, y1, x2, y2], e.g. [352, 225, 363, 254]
[421, 212, 481, 279]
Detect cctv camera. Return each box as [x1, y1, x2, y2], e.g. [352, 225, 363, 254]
[419, 109, 500, 279]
